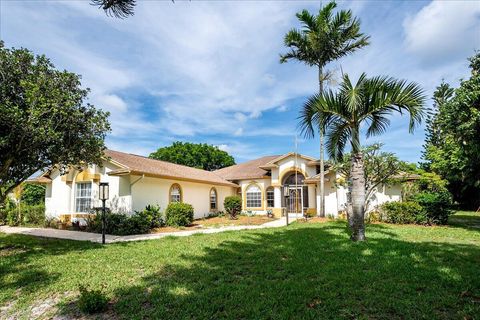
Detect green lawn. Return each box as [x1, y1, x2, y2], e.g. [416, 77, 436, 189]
[1, 212, 479, 319]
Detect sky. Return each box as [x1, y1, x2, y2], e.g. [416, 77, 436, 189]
[1, 0, 479, 164]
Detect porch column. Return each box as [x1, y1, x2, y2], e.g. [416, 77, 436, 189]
[273, 186, 282, 217]
[307, 184, 316, 215]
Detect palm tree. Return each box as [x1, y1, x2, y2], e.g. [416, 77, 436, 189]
[299, 73, 426, 241]
[91, 0, 136, 18]
[280, 2, 370, 217]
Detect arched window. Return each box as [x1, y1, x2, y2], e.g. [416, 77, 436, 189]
[246, 184, 262, 208]
[266, 187, 274, 208]
[170, 184, 182, 203]
[283, 172, 305, 185]
[210, 188, 217, 210]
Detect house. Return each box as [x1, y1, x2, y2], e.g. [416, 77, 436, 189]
[31, 149, 405, 223]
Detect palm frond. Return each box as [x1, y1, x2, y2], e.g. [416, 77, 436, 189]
[325, 118, 352, 161]
[91, 0, 136, 18]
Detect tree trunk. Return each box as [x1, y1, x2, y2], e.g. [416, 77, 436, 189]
[318, 65, 325, 217]
[350, 151, 366, 241]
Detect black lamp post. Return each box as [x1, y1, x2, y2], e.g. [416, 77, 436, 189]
[284, 186, 290, 226]
[99, 182, 109, 244]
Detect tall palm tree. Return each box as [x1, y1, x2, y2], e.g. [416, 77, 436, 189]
[299, 73, 425, 241]
[280, 2, 370, 217]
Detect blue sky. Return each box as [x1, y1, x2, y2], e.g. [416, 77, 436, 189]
[1, 0, 479, 163]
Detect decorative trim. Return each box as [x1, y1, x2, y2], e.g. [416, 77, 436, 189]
[169, 183, 183, 203]
[243, 181, 264, 210]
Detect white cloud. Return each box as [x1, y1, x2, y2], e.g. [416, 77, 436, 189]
[403, 1, 480, 65]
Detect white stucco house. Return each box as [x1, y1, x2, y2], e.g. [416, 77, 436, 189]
[31, 149, 407, 223]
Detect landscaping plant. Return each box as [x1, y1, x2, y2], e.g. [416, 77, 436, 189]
[165, 202, 194, 227]
[224, 196, 241, 220]
[77, 286, 108, 314]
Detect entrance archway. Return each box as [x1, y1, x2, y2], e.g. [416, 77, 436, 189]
[282, 172, 308, 214]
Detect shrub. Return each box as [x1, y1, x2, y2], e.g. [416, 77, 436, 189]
[166, 202, 194, 227]
[142, 204, 164, 228]
[86, 208, 154, 236]
[380, 201, 427, 225]
[224, 196, 241, 219]
[3, 204, 45, 226]
[414, 191, 452, 225]
[77, 286, 108, 314]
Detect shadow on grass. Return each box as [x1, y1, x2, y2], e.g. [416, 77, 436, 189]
[0, 234, 101, 306]
[448, 211, 480, 231]
[106, 223, 480, 319]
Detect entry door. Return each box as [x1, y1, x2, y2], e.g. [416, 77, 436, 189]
[288, 187, 302, 214]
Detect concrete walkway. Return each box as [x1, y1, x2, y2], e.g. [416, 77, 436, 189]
[0, 217, 292, 244]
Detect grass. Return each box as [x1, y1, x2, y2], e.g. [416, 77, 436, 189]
[1, 212, 479, 319]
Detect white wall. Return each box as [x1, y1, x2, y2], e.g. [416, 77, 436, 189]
[131, 176, 236, 219]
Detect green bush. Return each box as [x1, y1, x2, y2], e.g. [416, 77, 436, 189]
[414, 191, 452, 225]
[86, 209, 152, 236]
[77, 286, 108, 314]
[380, 201, 427, 225]
[224, 196, 241, 219]
[21, 184, 46, 205]
[142, 204, 164, 228]
[166, 202, 194, 227]
[3, 204, 45, 226]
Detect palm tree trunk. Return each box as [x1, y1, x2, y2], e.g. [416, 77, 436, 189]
[350, 142, 366, 241]
[318, 65, 325, 218]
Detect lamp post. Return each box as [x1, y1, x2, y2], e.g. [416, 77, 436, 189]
[99, 182, 109, 244]
[284, 186, 290, 226]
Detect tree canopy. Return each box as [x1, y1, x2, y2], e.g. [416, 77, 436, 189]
[0, 42, 110, 204]
[149, 142, 235, 171]
[422, 53, 480, 208]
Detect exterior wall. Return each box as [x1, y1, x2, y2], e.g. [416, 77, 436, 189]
[367, 184, 402, 211]
[45, 169, 72, 218]
[130, 176, 236, 219]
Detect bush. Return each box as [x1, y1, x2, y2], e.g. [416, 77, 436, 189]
[380, 201, 427, 225]
[86, 207, 157, 236]
[21, 184, 46, 205]
[224, 196, 241, 219]
[165, 202, 194, 227]
[77, 286, 108, 314]
[3, 204, 45, 226]
[414, 191, 452, 225]
[143, 204, 164, 228]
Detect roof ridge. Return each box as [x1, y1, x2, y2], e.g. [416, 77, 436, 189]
[107, 149, 220, 175]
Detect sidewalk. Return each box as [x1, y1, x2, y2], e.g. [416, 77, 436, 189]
[0, 217, 291, 244]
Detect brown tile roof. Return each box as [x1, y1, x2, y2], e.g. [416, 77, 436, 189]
[104, 149, 238, 187]
[214, 155, 280, 180]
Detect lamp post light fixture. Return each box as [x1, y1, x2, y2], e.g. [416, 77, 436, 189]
[284, 186, 290, 226]
[99, 182, 109, 244]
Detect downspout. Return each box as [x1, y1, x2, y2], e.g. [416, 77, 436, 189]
[129, 174, 145, 212]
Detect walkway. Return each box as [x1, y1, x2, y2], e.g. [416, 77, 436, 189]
[0, 217, 292, 244]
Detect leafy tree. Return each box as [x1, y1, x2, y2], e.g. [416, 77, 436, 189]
[335, 144, 402, 210]
[21, 184, 46, 206]
[0, 43, 110, 205]
[299, 73, 425, 241]
[280, 2, 370, 217]
[149, 142, 235, 171]
[422, 53, 480, 208]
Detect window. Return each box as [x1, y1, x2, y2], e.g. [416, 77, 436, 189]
[75, 182, 92, 213]
[170, 184, 182, 203]
[210, 188, 217, 210]
[246, 184, 262, 208]
[266, 187, 274, 208]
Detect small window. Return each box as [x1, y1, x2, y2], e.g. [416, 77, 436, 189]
[246, 184, 262, 208]
[75, 182, 92, 213]
[210, 188, 217, 210]
[170, 184, 182, 203]
[266, 187, 274, 208]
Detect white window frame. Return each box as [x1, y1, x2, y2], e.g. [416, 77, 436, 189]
[246, 185, 262, 208]
[210, 188, 217, 210]
[75, 182, 92, 213]
[170, 184, 181, 203]
[266, 188, 274, 208]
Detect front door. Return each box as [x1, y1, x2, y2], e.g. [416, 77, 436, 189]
[287, 187, 302, 214]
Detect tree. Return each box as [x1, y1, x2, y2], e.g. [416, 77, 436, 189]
[0, 43, 111, 205]
[422, 53, 480, 208]
[335, 144, 402, 211]
[21, 184, 46, 206]
[91, 0, 136, 18]
[280, 2, 370, 217]
[149, 142, 235, 171]
[299, 73, 425, 241]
